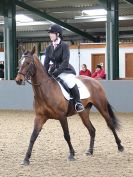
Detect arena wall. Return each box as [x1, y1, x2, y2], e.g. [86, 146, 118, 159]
[0, 80, 133, 112]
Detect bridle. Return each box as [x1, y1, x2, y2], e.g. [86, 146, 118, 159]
[18, 55, 41, 86]
[18, 54, 55, 86]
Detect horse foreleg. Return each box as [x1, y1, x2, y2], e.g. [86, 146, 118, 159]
[79, 111, 96, 155]
[59, 117, 75, 161]
[22, 116, 46, 165]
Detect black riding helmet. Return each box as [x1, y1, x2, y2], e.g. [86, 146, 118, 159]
[48, 24, 63, 39]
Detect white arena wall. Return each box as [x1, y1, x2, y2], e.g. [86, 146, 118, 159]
[0, 80, 133, 112]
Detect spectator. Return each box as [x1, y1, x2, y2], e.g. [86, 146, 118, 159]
[0, 63, 4, 80]
[92, 64, 106, 79]
[79, 64, 91, 77]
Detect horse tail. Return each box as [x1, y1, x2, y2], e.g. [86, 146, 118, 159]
[107, 101, 120, 130]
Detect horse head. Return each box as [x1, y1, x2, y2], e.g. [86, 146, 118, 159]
[15, 46, 36, 85]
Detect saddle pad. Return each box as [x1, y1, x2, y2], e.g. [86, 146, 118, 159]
[58, 78, 90, 100]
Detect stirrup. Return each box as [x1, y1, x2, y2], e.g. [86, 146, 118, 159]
[75, 102, 84, 112]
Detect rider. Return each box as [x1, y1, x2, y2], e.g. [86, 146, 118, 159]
[44, 24, 84, 112]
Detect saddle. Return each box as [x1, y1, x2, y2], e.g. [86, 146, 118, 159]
[56, 77, 70, 93]
[51, 75, 90, 101]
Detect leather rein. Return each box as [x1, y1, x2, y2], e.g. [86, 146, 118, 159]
[18, 54, 55, 86]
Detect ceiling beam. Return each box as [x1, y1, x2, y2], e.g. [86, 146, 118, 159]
[15, 0, 96, 42]
[16, 5, 102, 15]
[124, 0, 133, 4]
[44, 6, 102, 13]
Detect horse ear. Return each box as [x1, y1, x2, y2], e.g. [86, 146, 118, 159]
[19, 45, 26, 54]
[31, 45, 36, 55]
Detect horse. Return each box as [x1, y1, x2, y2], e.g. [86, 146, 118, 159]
[15, 46, 124, 165]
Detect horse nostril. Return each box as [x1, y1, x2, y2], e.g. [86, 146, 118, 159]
[16, 80, 22, 85]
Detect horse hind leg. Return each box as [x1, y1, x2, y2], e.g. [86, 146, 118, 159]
[59, 117, 75, 160]
[79, 109, 96, 155]
[95, 100, 124, 152]
[106, 102, 124, 151]
[21, 116, 46, 165]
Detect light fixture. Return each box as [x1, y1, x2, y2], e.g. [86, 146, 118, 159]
[82, 9, 107, 16]
[17, 21, 50, 26]
[75, 9, 107, 20]
[16, 14, 33, 22]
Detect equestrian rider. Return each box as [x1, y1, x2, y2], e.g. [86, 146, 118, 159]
[44, 24, 84, 112]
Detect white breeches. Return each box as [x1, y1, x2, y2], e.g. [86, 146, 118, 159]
[58, 73, 76, 89]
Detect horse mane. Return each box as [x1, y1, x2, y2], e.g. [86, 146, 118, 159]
[33, 53, 41, 63]
[33, 54, 48, 75]
[32, 53, 58, 87]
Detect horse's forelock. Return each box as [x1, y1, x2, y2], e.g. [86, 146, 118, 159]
[24, 51, 29, 55]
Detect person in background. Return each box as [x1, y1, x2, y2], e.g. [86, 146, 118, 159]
[79, 64, 91, 77]
[92, 64, 106, 79]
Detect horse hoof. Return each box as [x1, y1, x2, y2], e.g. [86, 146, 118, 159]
[21, 159, 30, 166]
[118, 145, 124, 152]
[68, 154, 75, 161]
[85, 150, 93, 156]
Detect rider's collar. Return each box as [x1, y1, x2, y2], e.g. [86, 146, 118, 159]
[53, 37, 61, 46]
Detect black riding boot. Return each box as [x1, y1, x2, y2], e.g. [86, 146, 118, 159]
[70, 84, 84, 112]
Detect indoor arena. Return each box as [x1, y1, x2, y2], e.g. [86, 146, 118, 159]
[0, 0, 133, 177]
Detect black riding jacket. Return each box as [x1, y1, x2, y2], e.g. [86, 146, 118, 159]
[44, 41, 76, 76]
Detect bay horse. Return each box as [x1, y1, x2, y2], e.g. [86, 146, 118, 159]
[15, 46, 124, 165]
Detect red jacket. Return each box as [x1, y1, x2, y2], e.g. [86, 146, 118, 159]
[92, 69, 106, 79]
[79, 69, 91, 77]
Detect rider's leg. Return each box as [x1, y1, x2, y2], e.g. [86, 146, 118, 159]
[59, 73, 84, 112]
[70, 84, 84, 112]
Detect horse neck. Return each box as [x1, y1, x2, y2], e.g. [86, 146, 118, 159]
[31, 56, 52, 98]
[32, 56, 49, 84]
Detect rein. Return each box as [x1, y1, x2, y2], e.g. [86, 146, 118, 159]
[18, 55, 52, 86]
[17, 71, 39, 86]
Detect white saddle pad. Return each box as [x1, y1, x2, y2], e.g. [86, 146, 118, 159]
[58, 78, 90, 100]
